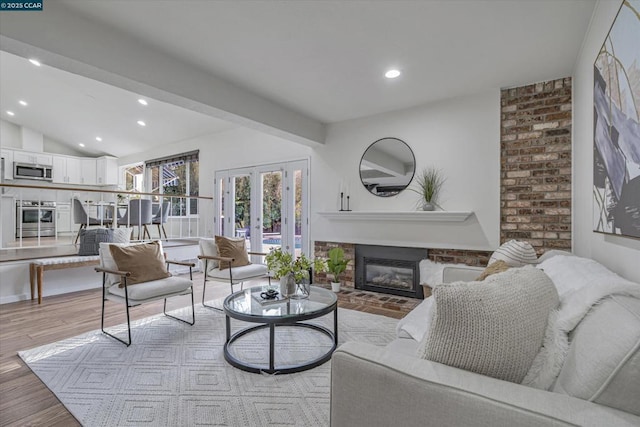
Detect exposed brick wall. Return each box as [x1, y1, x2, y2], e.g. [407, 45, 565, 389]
[500, 78, 572, 254]
[314, 241, 355, 287]
[427, 249, 492, 267]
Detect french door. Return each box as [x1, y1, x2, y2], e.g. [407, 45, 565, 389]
[214, 159, 309, 257]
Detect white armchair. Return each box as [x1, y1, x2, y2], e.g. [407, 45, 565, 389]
[96, 240, 195, 346]
[198, 237, 268, 309]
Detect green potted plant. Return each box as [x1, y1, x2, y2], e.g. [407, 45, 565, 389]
[265, 248, 326, 298]
[326, 247, 349, 292]
[410, 167, 446, 211]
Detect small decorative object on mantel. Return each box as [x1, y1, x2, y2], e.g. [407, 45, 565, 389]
[327, 247, 350, 292]
[265, 248, 327, 299]
[339, 184, 352, 212]
[410, 167, 446, 211]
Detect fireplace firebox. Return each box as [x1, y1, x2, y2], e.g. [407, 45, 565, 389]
[355, 245, 427, 299]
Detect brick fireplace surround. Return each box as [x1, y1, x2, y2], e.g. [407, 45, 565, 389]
[313, 77, 572, 315]
[313, 241, 492, 316]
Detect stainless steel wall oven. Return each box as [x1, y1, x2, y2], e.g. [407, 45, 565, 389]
[16, 200, 56, 238]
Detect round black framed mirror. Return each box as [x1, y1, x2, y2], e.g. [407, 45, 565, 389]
[359, 137, 416, 197]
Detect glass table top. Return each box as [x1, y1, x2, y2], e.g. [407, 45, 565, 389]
[223, 285, 337, 320]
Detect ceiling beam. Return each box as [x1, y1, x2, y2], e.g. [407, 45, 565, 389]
[0, 3, 325, 147]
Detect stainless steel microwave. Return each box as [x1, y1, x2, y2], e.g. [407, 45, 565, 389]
[14, 162, 53, 181]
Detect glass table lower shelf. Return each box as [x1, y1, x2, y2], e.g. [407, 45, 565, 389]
[223, 285, 338, 374]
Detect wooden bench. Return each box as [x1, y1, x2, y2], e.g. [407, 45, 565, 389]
[30, 256, 101, 304]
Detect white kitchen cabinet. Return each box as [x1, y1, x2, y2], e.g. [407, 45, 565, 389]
[80, 159, 97, 185]
[52, 155, 81, 184]
[13, 150, 52, 166]
[56, 203, 72, 235]
[1, 149, 14, 181]
[96, 156, 118, 186]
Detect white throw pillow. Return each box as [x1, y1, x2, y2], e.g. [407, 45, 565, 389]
[489, 240, 538, 267]
[417, 266, 559, 384]
[199, 238, 219, 273]
[536, 254, 632, 297]
[111, 227, 131, 244]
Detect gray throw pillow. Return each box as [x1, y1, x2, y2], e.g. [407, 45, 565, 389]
[417, 266, 559, 384]
[78, 228, 114, 256]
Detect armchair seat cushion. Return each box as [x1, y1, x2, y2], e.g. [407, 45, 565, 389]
[108, 276, 192, 301]
[207, 263, 268, 281]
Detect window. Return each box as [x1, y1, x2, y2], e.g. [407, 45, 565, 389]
[123, 164, 144, 192]
[146, 150, 199, 217]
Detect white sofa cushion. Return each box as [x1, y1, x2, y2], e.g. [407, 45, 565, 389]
[417, 266, 559, 383]
[207, 263, 268, 280]
[108, 276, 192, 301]
[552, 295, 640, 416]
[536, 249, 574, 264]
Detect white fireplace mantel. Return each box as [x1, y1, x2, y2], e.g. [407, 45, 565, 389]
[317, 210, 473, 222]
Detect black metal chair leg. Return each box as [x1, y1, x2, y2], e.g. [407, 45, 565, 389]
[202, 261, 223, 311]
[163, 290, 196, 325]
[101, 311, 132, 346]
[101, 273, 132, 347]
[74, 224, 85, 244]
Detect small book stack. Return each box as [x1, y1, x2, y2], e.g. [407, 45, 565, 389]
[251, 292, 288, 306]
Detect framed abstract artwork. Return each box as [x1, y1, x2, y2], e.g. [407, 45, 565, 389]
[593, 0, 640, 239]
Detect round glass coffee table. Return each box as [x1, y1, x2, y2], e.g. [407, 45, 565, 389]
[223, 285, 338, 374]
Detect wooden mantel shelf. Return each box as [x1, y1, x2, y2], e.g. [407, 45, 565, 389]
[317, 211, 473, 222]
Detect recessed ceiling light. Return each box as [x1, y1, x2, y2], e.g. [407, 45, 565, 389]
[19, 100, 28, 107]
[6, 111, 15, 116]
[29, 58, 42, 67]
[95, 136, 102, 142]
[137, 120, 146, 127]
[138, 98, 148, 106]
[385, 69, 401, 79]
[79, 143, 85, 147]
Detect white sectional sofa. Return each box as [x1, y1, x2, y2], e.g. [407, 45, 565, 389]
[330, 254, 640, 426]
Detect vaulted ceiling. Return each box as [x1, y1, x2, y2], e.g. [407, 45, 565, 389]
[0, 0, 597, 157]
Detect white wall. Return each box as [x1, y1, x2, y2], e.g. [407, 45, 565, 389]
[44, 136, 86, 156]
[0, 119, 21, 148]
[311, 89, 501, 250]
[573, 0, 640, 282]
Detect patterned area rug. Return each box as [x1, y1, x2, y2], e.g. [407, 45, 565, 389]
[19, 303, 398, 426]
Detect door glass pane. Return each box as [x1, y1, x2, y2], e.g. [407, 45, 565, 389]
[218, 176, 226, 236]
[189, 161, 199, 215]
[294, 169, 302, 257]
[261, 171, 282, 253]
[234, 175, 251, 249]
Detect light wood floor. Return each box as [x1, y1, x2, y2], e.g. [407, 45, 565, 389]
[0, 272, 404, 426]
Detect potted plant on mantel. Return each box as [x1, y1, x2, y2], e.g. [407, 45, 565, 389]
[410, 167, 446, 211]
[327, 247, 350, 293]
[265, 248, 326, 299]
